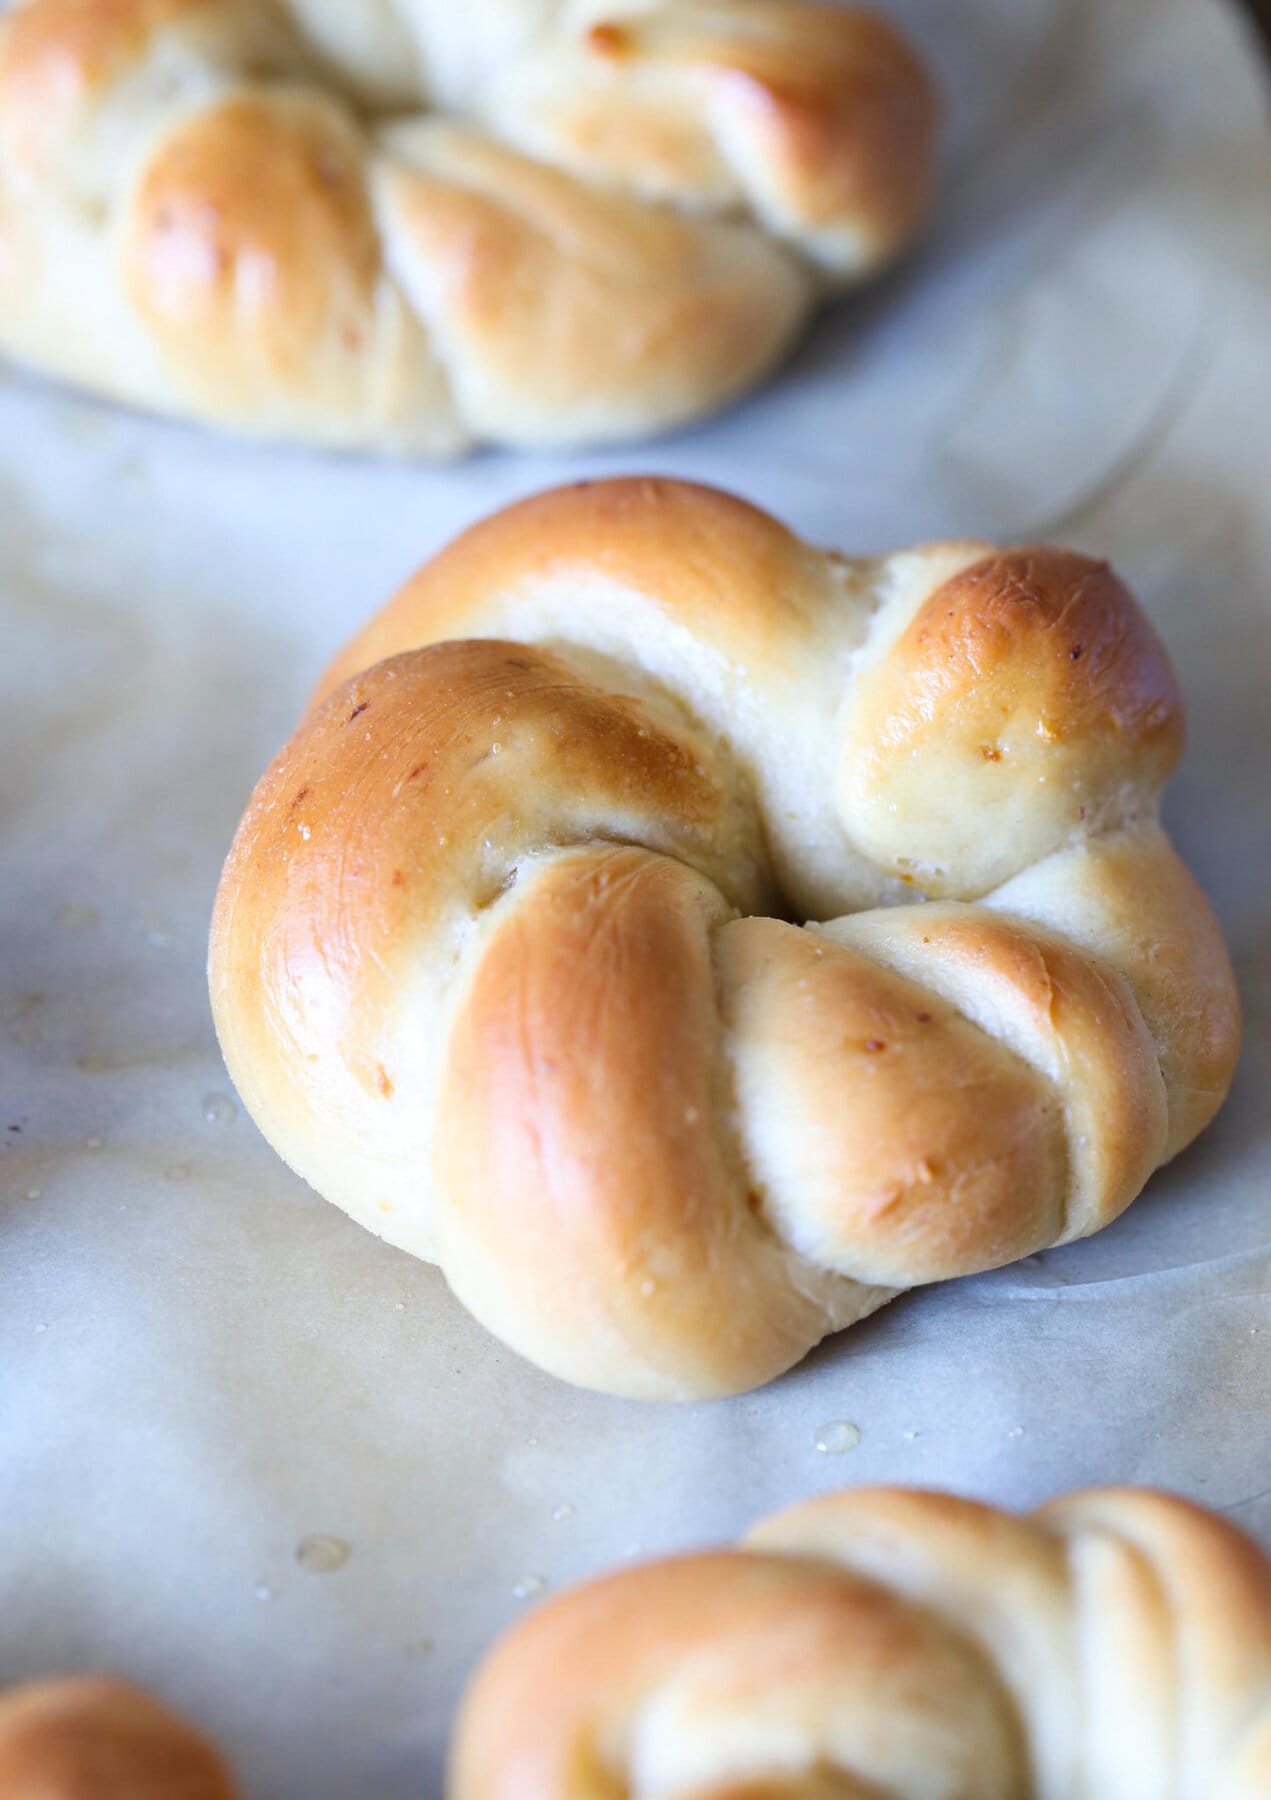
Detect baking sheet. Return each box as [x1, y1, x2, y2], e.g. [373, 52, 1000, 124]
[2, 0, 1270, 1793]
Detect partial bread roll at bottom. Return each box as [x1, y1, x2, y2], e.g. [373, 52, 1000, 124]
[0, 1679, 240, 1798]
[451, 1485, 1271, 1799]
[209, 478, 1240, 1401]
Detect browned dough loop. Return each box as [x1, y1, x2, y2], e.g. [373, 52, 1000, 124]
[210, 478, 1239, 1399]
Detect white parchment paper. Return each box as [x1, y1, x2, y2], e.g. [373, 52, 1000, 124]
[2, 1, 1270, 1793]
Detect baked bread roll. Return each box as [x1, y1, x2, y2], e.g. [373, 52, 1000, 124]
[450, 1484, 1271, 1798]
[209, 477, 1240, 1400]
[0, 0, 935, 452]
[0, 1678, 239, 1798]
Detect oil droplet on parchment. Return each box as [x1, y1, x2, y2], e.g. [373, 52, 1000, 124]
[138, 914, 175, 949]
[201, 1093, 237, 1126]
[551, 1503, 574, 1522]
[512, 1574, 546, 1600]
[8, 993, 45, 1047]
[814, 1421, 861, 1455]
[57, 903, 99, 931]
[295, 1534, 350, 1574]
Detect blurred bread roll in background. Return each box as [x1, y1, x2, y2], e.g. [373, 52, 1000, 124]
[0, 0, 936, 452]
[0, 1678, 239, 1799]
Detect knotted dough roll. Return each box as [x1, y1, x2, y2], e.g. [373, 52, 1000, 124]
[0, 0, 936, 452]
[209, 477, 1240, 1400]
[0, 1678, 239, 1798]
[450, 1484, 1271, 1799]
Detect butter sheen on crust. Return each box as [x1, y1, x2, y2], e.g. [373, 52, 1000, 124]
[209, 477, 1239, 1400]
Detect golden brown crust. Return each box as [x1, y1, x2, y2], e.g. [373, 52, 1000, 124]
[222, 640, 770, 1076]
[126, 93, 380, 402]
[839, 549, 1185, 895]
[0, 0, 936, 450]
[681, 4, 936, 255]
[989, 826, 1241, 1158]
[497, 4, 938, 268]
[0, 1679, 239, 1799]
[451, 1486, 1271, 1799]
[899, 548, 1181, 768]
[718, 918, 1068, 1284]
[313, 476, 833, 705]
[736, 10, 936, 246]
[211, 477, 1238, 1400]
[0, 0, 207, 131]
[437, 849, 842, 1399]
[212, 636, 776, 1282]
[452, 1545, 1024, 1800]
[828, 905, 1169, 1242]
[375, 126, 810, 442]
